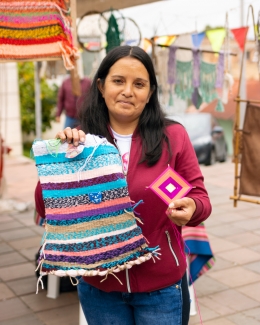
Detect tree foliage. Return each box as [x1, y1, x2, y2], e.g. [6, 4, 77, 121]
[18, 62, 58, 135]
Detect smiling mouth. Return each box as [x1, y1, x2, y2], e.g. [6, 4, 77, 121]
[118, 101, 133, 105]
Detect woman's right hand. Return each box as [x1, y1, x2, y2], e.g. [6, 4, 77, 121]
[55, 127, 86, 146]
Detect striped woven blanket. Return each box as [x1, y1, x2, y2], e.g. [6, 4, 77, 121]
[32, 135, 159, 282]
[0, 0, 78, 69]
[182, 223, 215, 284]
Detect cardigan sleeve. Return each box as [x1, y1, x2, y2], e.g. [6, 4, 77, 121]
[35, 181, 46, 218]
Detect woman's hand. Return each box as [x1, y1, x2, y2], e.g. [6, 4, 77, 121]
[55, 127, 86, 146]
[166, 197, 196, 226]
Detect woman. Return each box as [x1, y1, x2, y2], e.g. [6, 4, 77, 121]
[35, 45, 211, 325]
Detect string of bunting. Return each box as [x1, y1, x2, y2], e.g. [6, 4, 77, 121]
[0, 0, 79, 70]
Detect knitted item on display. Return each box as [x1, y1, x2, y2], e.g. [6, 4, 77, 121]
[32, 134, 160, 291]
[0, 0, 78, 69]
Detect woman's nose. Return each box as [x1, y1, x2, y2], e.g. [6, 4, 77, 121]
[122, 84, 133, 97]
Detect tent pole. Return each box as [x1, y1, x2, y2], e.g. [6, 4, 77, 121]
[34, 61, 42, 139]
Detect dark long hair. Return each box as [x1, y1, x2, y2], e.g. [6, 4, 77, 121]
[79, 45, 175, 166]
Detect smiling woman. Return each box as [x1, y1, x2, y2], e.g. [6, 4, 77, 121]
[35, 45, 212, 325]
[97, 56, 153, 134]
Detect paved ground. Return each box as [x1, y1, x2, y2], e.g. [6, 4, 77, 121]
[0, 155, 260, 325]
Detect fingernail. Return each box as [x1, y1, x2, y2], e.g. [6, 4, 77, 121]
[74, 142, 78, 146]
[169, 203, 174, 208]
[80, 137, 85, 142]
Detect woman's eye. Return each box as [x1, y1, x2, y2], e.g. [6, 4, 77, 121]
[113, 79, 123, 84]
[135, 82, 144, 88]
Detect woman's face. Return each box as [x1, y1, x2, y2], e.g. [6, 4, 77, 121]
[98, 57, 153, 133]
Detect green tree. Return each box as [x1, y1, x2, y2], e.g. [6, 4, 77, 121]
[18, 62, 58, 135]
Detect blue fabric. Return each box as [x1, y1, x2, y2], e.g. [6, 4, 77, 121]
[184, 239, 214, 284]
[64, 116, 79, 129]
[77, 279, 183, 325]
[191, 32, 205, 48]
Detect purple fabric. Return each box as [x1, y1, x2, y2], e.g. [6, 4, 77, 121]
[168, 46, 177, 85]
[41, 173, 124, 190]
[192, 49, 200, 88]
[158, 177, 182, 200]
[44, 238, 146, 264]
[192, 87, 199, 108]
[56, 77, 92, 119]
[46, 202, 132, 220]
[215, 52, 225, 88]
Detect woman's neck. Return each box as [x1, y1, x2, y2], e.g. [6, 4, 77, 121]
[109, 119, 137, 135]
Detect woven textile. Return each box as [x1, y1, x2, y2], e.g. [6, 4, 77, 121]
[0, 0, 78, 69]
[32, 134, 158, 282]
[182, 223, 215, 284]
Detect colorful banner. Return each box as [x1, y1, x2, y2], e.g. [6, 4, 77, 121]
[192, 31, 205, 48]
[153, 35, 176, 46]
[231, 27, 249, 51]
[206, 28, 226, 52]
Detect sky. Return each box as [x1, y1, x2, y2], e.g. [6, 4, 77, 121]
[121, 0, 260, 40]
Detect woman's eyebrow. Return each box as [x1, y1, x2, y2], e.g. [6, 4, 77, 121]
[110, 74, 149, 83]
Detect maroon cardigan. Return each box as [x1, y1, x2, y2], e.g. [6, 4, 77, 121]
[34, 123, 211, 293]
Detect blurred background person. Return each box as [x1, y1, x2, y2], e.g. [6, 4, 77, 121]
[56, 74, 92, 128]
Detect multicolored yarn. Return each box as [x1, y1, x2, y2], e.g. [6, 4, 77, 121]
[32, 134, 159, 286]
[182, 223, 215, 284]
[0, 0, 78, 70]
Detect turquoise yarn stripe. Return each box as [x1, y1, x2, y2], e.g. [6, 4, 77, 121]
[35, 145, 119, 165]
[36, 154, 121, 176]
[43, 178, 127, 198]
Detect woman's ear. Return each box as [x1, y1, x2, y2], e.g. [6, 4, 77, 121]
[97, 78, 104, 97]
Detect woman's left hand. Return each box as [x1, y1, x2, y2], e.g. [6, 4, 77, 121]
[166, 197, 196, 226]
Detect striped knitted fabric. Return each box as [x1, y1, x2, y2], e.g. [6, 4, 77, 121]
[32, 135, 159, 282]
[0, 0, 78, 69]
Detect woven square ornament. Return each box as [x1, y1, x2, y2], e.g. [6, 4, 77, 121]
[32, 134, 159, 287]
[149, 166, 193, 205]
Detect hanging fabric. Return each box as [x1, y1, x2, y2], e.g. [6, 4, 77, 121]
[199, 61, 218, 103]
[175, 60, 193, 101]
[0, 0, 79, 70]
[105, 13, 121, 53]
[191, 32, 205, 49]
[215, 52, 225, 88]
[231, 27, 249, 51]
[206, 28, 226, 53]
[168, 46, 177, 85]
[192, 49, 200, 88]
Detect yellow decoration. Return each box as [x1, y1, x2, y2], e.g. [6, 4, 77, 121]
[206, 28, 226, 52]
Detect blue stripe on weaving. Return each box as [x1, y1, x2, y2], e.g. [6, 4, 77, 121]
[42, 251, 146, 271]
[45, 227, 143, 252]
[42, 179, 127, 198]
[36, 154, 121, 176]
[35, 145, 119, 165]
[46, 209, 128, 226]
[45, 219, 136, 241]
